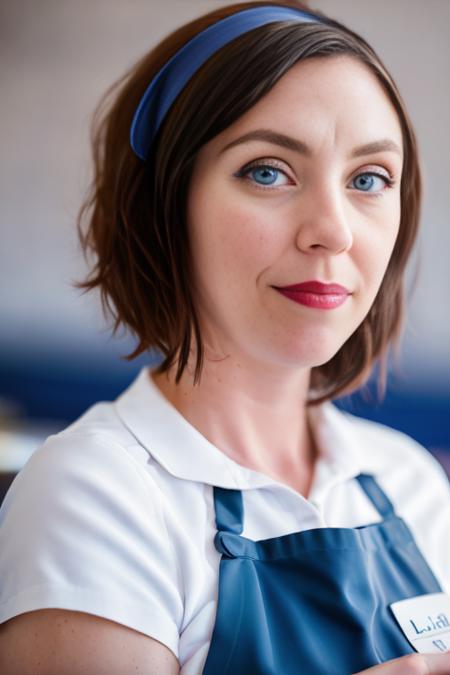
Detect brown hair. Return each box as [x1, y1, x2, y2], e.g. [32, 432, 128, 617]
[74, 0, 421, 405]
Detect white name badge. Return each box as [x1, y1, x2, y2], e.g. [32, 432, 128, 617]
[390, 593, 450, 654]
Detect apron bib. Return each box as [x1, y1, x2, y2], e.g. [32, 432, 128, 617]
[202, 473, 442, 675]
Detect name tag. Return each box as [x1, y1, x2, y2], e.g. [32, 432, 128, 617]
[390, 593, 450, 654]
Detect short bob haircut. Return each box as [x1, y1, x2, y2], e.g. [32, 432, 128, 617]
[75, 0, 421, 405]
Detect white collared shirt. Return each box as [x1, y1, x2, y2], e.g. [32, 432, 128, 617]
[0, 366, 449, 674]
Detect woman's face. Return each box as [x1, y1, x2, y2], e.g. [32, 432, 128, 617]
[186, 55, 403, 371]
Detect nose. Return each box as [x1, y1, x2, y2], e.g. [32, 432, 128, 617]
[295, 182, 354, 255]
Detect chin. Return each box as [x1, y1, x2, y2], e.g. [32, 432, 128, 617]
[272, 331, 346, 365]
[262, 342, 344, 371]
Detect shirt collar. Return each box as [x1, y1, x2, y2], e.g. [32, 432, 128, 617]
[115, 366, 363, 492]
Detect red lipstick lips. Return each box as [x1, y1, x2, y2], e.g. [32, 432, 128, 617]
[274, 280, 350, 310]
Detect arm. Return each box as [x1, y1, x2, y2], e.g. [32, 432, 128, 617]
[0, 609, 180, 675]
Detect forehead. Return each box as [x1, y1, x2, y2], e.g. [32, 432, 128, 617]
[211, 54, 403, 155]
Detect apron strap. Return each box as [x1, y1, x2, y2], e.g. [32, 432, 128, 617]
[212, 474, 394, 534]
[355, 473, 395, 518]
[213, 486, 244, 534]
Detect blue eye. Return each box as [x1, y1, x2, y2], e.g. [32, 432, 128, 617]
[250, 166, 280, 185]
[237, 163, 289, 188]
[351, 172, 392, 193]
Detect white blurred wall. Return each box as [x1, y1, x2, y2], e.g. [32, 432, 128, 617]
[1, 0, 449, 385]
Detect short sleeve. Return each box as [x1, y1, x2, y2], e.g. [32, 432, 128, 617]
[0, 431, 183, 659]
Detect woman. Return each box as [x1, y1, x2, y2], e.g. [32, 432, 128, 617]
[0, 1, 449, 673]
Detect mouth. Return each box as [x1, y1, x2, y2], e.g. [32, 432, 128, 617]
[275, 280, 350, 294]
[272, 280, 351, 310]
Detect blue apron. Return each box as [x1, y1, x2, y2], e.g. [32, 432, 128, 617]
[202, 473, 442, 675]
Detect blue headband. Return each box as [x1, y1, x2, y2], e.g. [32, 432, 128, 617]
[130, 5, 321, 161]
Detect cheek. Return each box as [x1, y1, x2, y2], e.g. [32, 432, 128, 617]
[222, 210, 276, 273]
[357, 213, 401, 296]
[188, 189, 280, 289]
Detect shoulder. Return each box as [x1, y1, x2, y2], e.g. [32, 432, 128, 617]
[0, 402, 164, 528]
[337, 407, 450, 513]
[16, 396, 164, 492]
[336, 406, 448, 482]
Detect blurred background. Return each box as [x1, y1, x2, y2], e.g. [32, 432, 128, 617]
[1, 0, 449, 500]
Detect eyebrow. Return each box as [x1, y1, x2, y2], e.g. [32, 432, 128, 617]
[219, 129, 403, 159]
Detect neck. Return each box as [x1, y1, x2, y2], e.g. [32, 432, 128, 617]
[151, 349, 318, 496]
